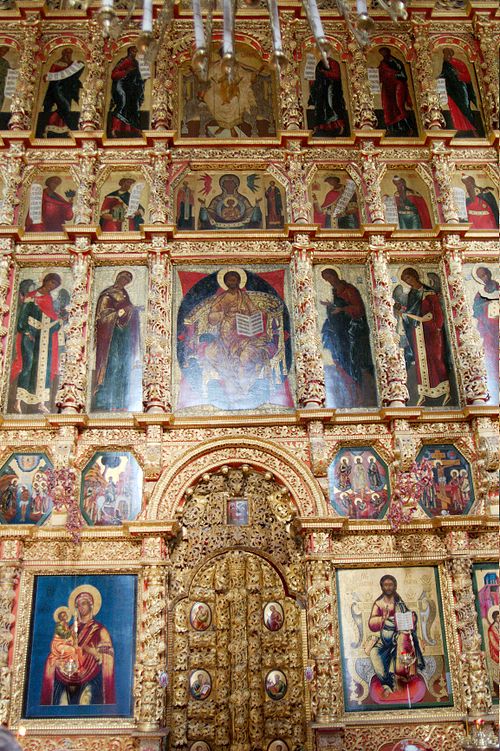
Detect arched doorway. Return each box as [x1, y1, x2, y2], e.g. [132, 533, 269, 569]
[167, 464, 308, 751]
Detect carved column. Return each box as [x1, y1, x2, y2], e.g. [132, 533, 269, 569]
[151, 29, 178, 131]
[279, 13, 303, 131]
[290, 240, 326, 408]
[277, 149, 315, 224]
[55, 251, 91, 413]
[135, 538, 167, 732]
[308, 420, 329, 475]
[473, 15, 499, 131]
[430, 141, 459, 224]
[447, 556, 492, 715]
[359, 141, 385, 224]
[0, 247, 13, 343]
[368, 239, 409, 406]
[0, 142, 26, 226]
[143, 249, 172, 413]
[143, 143, 170, 224]
[8, 18, 40, 131]
[71, 141, 99, 224]
[411, 17, 446, 130]
[306, 560, 342, 723]
[78, 21, 106, 131]
[473, 416, 500, 516]
[0, 561, 20, 725]
[346, 33, 377, 130]
[440, 239, 489, 405]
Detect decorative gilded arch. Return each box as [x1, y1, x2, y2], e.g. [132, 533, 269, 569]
[146, 435, 327, 519]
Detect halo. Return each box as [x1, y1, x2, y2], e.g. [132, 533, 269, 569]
[219, 173, 240, 190]
[68, 584, 102, 617]
[319, 265, 342, 282]
[472, 263, 498, 287]
[398, 265, 430, 288]
[53, 606, 70, 623]
[487, 605, 500, 624]
[217, 267, 247, 290]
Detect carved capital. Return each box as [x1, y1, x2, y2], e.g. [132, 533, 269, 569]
[290, 246, 325, 407]
[368, 247, 409, 406]
[440, 249, 489, 405]
[143, 252, 172, 413]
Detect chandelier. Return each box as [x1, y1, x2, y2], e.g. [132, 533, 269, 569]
[90, 0, 408, 76]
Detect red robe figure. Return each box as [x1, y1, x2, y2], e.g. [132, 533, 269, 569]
[472, 265, 499, 401]
[25, 176, 74, 232]
[41, 591, 115, 705]
[396, 267, 451, 406]
[440, 48, 484, 137]
[313, 176, 360, 229]
[308, 57, 349, 136]
[264, 180, 283, 228]
[377, 47, 415, 136]
[462, 176, 498, 230]
[99, 178, 144, 232]
[392, 176, 432, 230]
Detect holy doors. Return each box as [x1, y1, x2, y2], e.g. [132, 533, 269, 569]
[170, 550, 307, 751]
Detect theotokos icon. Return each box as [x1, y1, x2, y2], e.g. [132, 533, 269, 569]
[24, 574, 136, 718]
[175, 266, 294, 412]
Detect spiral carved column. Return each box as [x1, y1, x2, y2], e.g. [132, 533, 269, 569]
[143, 251, 173, 413]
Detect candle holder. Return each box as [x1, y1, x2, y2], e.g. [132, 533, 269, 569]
[461, 718, 499, 750]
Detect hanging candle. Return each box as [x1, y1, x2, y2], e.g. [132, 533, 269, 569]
[302, 0, 329, 65]
[222, 0, 236, 80]
[267, 0, 286, 70]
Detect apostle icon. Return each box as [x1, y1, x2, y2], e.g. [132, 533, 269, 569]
[459, 176, 499, 230]
[368, 47, 417, 137]
[467, 264, 499, 404]
[307, 56, 350, 137]
[265, 670, 287, 700]
[107, 46, 148, 138]
[41, 585, 115, 706]
[25, 176, 75, 233]
[36, 47, 85, 138]
[189, 669, 212, 700]
[263, 602, 284, 632]
[190, 602, 212, 631]
[0, 45, 19, 130]
[437, 47, 485, 137]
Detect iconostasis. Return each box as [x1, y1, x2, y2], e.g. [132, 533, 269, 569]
[0, 4, 498, 751]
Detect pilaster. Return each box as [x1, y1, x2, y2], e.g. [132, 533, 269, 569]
[0, 560, 20, 725]
[472, 15, 499, 131]
[440, 237, 489, 405]
[279, 13, 304, 131]
[368, 238, 409, 406]
[411, 16, 446, 131]
[290, 239, 326, 408]
[71, 141, 100, 225]
[8, 18, 40, 131]
[55, 249, 91, 413]
[359, 141, 385, 224]
[430, 140, 460, 224]
[0, 143, 26, 226]
[143, 248, 172, 413]
[79, 21, 106, 132]
[346, 32, 377, 131]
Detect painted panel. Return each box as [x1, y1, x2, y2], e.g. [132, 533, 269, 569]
[0, 453, 53, 524]
[415, 444, 474, 517]
[175, 171, 285, 231]
[105, 45, 152, 138]
[23, 174, 76, 233]
[0, 45, 19, 129]
[179, 43, 276, 138]
[463, 263, 499, 405]
[174, 266, 294, 412]
[35, 46, 86, 138]
[316, 264, 378, 408]
[365, 46, 418, 136]
[24, 574, 137, 718]
[97, 173, 149, 231]
[311, 171, 361, 228]
[451, 171, 499, 231]
[390, 265, 458, 407]
[432, 46, 486, 137]
[380, 171, 434, 230]
[80, 451, 143, 526]
[472, 563, 499, 702]
[89, 266, 147, 413]
[336, 566, 453, 712]
[328, 447, 389, 519]
[6, 267, 73, 414]
[302, 51, 351, 137]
